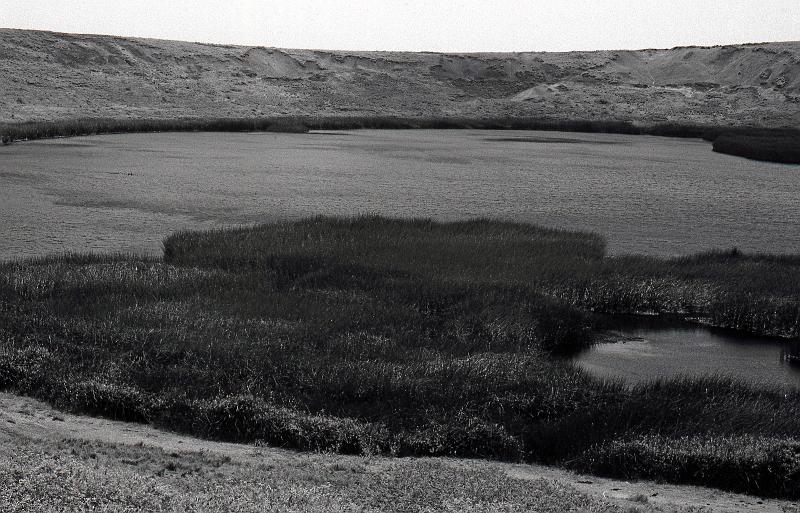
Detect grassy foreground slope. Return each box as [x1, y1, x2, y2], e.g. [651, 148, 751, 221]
[1, 441, 625, 513]
[2, 217, 800, 497]
[6, 393, 745, 513]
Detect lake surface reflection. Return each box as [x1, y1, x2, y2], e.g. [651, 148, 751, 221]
[1, 129, 799, 260]
[574, 320, 800, 389]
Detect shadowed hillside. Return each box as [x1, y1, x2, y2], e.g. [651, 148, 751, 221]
[1, 29, 799, 127]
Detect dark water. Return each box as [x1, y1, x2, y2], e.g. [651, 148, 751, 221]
[1, 129, 799, 260]
[574, 321, 800, 389]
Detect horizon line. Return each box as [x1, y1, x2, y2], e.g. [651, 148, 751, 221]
[2, 26, 798, 55]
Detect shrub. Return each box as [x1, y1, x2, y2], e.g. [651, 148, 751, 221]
[576, 434, 800, 498]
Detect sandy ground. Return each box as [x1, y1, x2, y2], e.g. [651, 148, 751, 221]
[1, 29, 798, 127]
[2, 392, 798, 512]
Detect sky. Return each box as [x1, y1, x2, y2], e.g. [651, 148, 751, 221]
[2, 0, 799, 52]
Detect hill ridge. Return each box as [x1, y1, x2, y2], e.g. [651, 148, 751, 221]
[1, 28, 798, 126]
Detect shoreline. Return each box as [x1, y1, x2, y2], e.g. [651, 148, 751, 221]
[3, 116, 798, 163]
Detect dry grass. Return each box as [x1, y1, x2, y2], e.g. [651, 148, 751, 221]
[0, 438, 632, 513]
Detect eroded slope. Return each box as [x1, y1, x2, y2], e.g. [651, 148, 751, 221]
[1, 28, 798, 126]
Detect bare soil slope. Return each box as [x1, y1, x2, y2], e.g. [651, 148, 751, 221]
[2, 392, 795, 512]
[1, 29, 798, 126]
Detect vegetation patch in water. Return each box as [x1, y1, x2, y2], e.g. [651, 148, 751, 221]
[712, 132, 800, 164]
[0, 117, 310, 144]
[1, 217, 799, 497]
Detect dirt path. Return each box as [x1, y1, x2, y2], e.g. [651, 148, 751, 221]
[1, 392, 797, 512]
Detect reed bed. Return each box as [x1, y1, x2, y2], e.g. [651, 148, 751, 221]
[4, 115, 797, 163]
[0, 117, 309, 144]
[713, 132, 800, 164]
[0, 115, 747, 142]
[1, 217, 799, 497]
[0, 116, 697, 144]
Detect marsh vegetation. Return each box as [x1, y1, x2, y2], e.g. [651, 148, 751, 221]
[3, 116, 799, 164]
[0, 117, 309, 144]
[1, 217, 799, 497]
[0, 116, 684, 144]
[712, 131, 800, 164]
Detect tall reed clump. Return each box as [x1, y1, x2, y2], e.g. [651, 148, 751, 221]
[542, 250, 800, 339]
[712, 132, 800, 164]
[2, 217, 800, 497]
[576, 433, 800, 498]
[0, 117, 308, 143]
